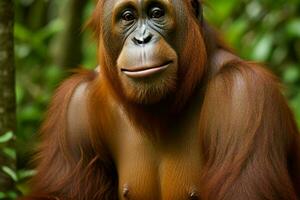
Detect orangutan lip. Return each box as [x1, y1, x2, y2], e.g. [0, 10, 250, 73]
[121, 61, 172, 78]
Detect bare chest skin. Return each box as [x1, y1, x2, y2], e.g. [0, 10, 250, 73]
[107, 106, 203, 200]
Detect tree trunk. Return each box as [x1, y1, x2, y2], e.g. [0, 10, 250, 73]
[0, 0, 16, 193]
[54, 0, 88, 68]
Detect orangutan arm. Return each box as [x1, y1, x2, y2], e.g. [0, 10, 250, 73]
[25, 71, 117, 200]
[200, 60, 300, 200]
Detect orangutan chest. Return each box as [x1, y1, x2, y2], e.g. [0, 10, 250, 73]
[115, 132, 202, 200]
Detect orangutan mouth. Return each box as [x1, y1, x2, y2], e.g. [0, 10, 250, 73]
[121, 61, 173, 78]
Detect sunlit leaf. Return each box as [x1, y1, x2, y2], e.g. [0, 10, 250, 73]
[18, 169, 36, 180]
[251, 34, 273, 61]
[246, 1, 262, 20]
[1, 166, 18, 182]
[0, 131, 14, 143]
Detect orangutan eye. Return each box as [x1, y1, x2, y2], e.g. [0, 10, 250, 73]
[149, 7, 165, 19]
[122, 10, 136, 21]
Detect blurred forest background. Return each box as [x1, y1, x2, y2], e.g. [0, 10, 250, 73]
[0, 0, 299, 199]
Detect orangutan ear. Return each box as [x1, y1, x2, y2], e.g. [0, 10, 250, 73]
[191, 0, 204, 24]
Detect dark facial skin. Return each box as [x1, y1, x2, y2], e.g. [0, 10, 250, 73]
[101, 0, 190, 104]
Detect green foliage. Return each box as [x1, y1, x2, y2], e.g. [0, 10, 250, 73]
[0, 130, 34, 199]
[0, 131, 17, 200]
[0, 131, 14, 144]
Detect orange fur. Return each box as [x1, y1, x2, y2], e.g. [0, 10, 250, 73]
[23, 1, 300, 199]
[199, 61, 300, 199]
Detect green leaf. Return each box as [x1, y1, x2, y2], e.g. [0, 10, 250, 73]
[18, 169, 36, 180]
[2, 166, 18, 182]
[45, 65, 64, 85]
[283, 65, 300, 83]
[15, 43, 31, 59]
[35, 19, 64, 41]
[16, 83, 25, 104]
[251, 34, 273, 61]
[3, 147, 17, 160]
[14, 23, 33, 42]
[246, 1, 263, 20]
[20, 105, 42, 121]
[286, 18, 300, 38]
[0, 131, 14, 143]
[225, 18, 248, 46]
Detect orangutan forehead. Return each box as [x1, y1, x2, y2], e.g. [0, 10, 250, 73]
[113, 0, 172, 4]
[104, 0, 175, 9]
